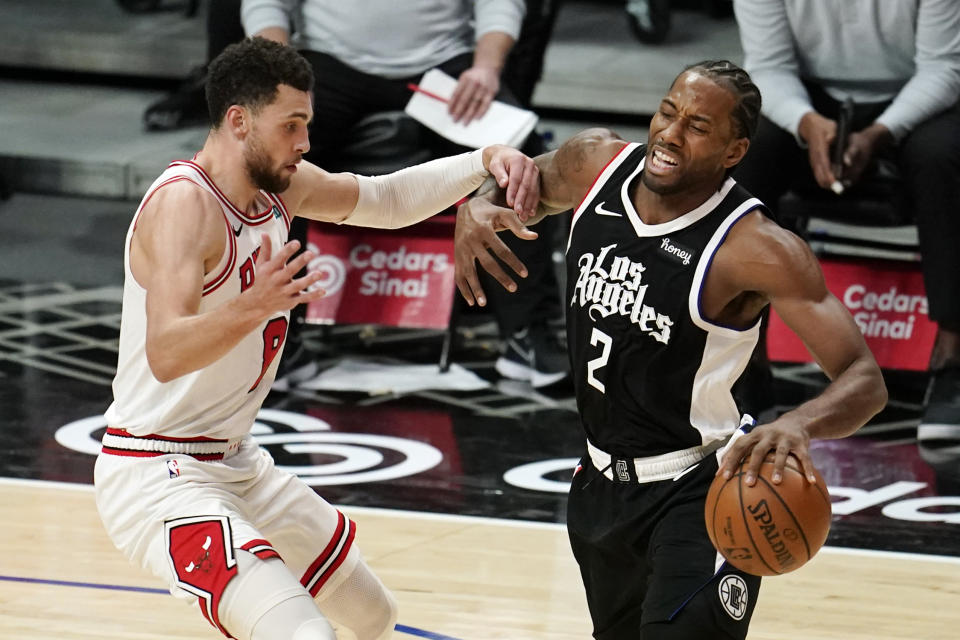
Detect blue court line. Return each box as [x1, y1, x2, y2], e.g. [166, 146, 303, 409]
[0, 575, 463, 640]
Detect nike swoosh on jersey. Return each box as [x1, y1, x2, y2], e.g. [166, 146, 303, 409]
[594, 201, 622, 217]
[232, 224, 243, 237]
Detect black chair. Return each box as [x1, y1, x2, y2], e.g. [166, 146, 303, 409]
[776, 158, 918, 261]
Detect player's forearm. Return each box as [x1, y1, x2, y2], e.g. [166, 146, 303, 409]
[340, 150, 489, 229]
[146, 299, 267, 382]
[781, 355, 887, 440]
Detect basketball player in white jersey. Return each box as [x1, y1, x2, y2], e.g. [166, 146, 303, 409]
[94, 37, 539, 640]
[453, 61, 887, 638]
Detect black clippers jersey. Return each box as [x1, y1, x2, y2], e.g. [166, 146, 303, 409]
[566, 143, 764, 457]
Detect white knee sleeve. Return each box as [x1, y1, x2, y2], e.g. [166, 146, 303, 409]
[316, 558, 398, 640]
[219, 550, 335, 640]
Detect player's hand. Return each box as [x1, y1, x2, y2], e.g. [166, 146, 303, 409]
[449, 65, 499, 125]
[454, 198, 538, 307]
[841, 122, 893, 187]
[481, 145, 541, 219]
[798, 111, 839, 190]
[245, 235, 326, 313]
[716, 418, 818, 487]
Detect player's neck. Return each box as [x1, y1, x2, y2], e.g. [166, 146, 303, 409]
[633, 178, 725, 224]
[194, 133, 261, 213]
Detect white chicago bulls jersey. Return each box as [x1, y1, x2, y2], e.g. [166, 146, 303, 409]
[104, 160, 292, 440]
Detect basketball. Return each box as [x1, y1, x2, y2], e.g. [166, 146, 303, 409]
[704, 452, 832, 576]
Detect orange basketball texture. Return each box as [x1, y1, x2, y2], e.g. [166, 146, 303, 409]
[705, 453, 832, 576]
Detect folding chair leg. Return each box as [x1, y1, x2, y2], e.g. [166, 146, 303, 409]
[439, 296, 462, 372]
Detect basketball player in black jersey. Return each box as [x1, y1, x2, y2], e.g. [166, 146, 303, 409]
[453, 60, 888, 639]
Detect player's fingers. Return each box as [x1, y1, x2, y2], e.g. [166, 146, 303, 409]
[273, 239, 302, 268]
[792, 448, 819, 484]
[742, 442, 774, 487]
[455, 275, 477, 307]
[286, 269, 322, 296]
[503, 159, 523, 209]
[457, 258, 489, 306]
[475, 245, 520, 293]
[718, 440, 749, 479]
[296, 284, 327, 304]
[284, 250, 315, 276]
[498, 212, 538, 244]
[519, 165, 540, 217]
[770, 445, 792, 484]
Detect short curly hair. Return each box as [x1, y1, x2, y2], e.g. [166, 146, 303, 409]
[206, 37, 314, 128]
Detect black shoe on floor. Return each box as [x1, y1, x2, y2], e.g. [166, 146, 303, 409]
[495, 326, 570, 388]
[144, 64, 210, 131]
[918, 367, 960, 442]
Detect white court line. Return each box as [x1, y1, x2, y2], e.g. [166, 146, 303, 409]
[3, 476, 959, 566]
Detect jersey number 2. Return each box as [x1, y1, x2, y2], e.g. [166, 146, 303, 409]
[249, 317, 288, 392]
[587, 328, 612, 393]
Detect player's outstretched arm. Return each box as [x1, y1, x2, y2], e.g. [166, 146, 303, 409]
[137, 183, 325, 382]
[454, 128, 627, 306]
[715, 214, 887, 485]
[282, 145, 539, 227]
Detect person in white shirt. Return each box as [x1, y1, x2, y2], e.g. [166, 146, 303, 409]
[731, 0, 960, 438]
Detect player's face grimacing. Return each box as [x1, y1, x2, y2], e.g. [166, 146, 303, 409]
[243, 83, 313, 194]
[643, 71, 748, 196]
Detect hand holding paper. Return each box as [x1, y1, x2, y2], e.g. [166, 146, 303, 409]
[405, 69, 539, 149]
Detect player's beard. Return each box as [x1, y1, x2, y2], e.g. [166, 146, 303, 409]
[640, 168, 692, 196]
[244, 132, 292, 194]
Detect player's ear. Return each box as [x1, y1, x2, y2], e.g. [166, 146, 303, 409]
[723, 137, 749, 170]
[225, 105, 248, 138]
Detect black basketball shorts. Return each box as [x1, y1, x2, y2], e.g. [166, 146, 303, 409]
[566, 451, 762, 640]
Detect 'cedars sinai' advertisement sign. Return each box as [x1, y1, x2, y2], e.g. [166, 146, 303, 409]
[767, 258, 937, 370]
[304, 218, 456, 329]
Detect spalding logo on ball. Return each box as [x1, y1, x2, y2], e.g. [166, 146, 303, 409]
[705, 452, 832, 576]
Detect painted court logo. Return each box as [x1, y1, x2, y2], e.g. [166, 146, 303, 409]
[718, 574, 748, 620]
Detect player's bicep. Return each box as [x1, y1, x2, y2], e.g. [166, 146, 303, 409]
[135, 188, 225, 328]
[761, 236, 871, 380]
[539, 128, 627, 211]
[283, 160, 359, 223]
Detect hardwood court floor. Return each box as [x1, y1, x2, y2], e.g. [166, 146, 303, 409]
[1, 479, 957, 640]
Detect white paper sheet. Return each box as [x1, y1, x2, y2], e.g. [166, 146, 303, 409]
[404, 68, 539, 149]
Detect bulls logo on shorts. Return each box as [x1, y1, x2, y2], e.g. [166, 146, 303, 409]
[165, 515, 238, 637]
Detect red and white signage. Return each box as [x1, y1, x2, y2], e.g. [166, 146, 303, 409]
[304, 218, 456, 329]
[767, 257, 937, 371]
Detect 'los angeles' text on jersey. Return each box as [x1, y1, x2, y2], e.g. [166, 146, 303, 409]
[565, 143, 765, 458]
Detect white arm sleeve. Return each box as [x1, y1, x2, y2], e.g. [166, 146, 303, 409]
[342, 149, 489, 229]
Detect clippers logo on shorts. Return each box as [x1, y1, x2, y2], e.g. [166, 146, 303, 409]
[571, 243, 673, 345]
[165, 515, 237, 637]
[615, 459, 631, 483]
[718, 574, 749, 620]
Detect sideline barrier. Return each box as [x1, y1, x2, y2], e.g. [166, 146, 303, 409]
[305, 217, 456, 330]
[767, 257, 935, 371]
